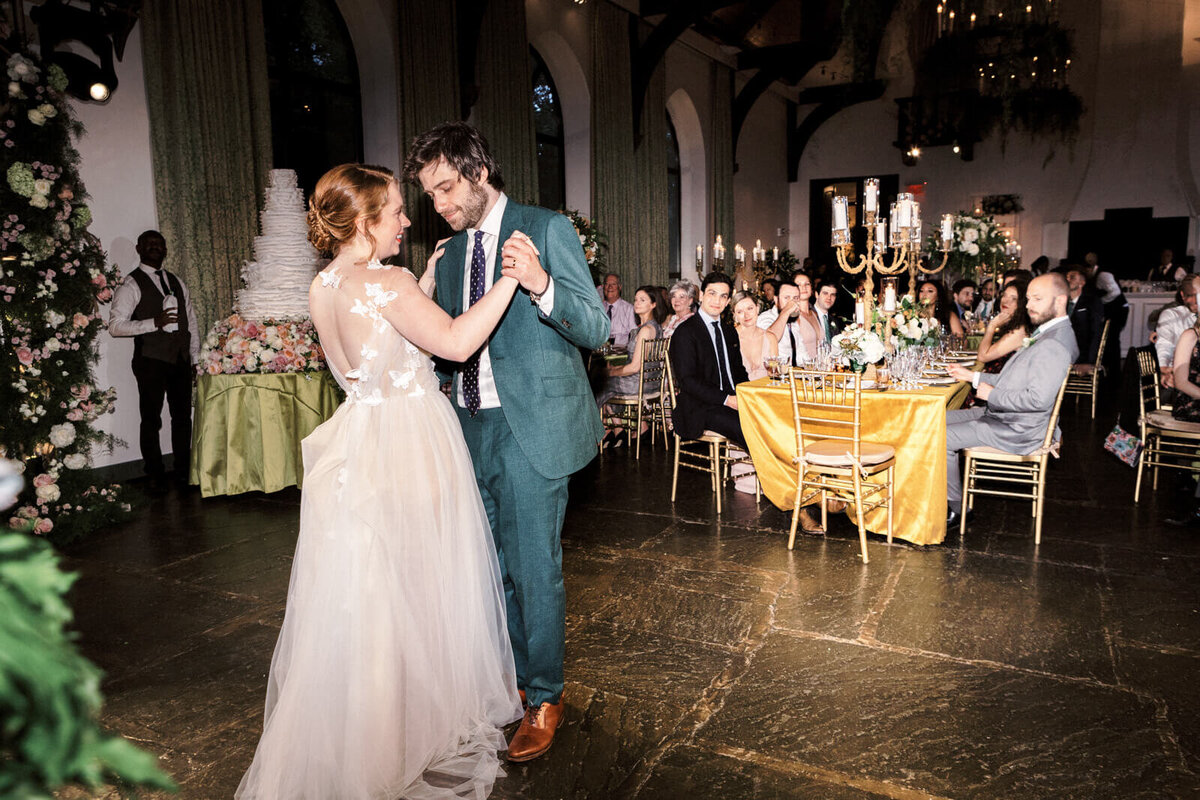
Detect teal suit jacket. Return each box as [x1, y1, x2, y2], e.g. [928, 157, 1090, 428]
[434, 199, 610, 479]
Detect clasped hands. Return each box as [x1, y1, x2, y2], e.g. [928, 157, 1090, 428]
[500, 231, 549, 295]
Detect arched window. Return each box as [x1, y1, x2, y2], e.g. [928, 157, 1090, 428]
[262, 0, 363, 195]
[530, 47, 566, 211]
[666, 115, 682, 278]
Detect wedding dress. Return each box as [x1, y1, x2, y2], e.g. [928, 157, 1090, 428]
[236, 266, 521, 800]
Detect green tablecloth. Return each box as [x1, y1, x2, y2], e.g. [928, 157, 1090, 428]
[190, 371, 343, 497]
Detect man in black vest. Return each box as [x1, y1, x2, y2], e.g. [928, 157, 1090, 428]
[108, 230, 198, 490]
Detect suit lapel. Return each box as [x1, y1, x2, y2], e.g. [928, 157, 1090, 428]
[496, 200, 520, 283]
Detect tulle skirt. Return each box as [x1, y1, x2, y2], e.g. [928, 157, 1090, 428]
[236, 391, 522, 799]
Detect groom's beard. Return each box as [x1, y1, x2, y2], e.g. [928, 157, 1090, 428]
[445, 182, 490, 231]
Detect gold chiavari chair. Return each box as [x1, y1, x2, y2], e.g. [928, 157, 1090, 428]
[667, 358, 758, 514]
[603, 337, 671, 458]
[1134, 348, 1200, 502]
[959, 377, 1068, 544]
[1064, 319, 1111, 418]
[786, 369, 895, 563]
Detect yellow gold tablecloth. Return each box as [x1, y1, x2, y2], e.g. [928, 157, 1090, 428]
[190, 371, 343, 497]
[737, 377, 970, 545]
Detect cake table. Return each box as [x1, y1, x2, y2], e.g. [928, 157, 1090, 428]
[189, 371, 342, 497]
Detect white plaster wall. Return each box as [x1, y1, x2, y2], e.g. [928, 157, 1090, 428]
[70, 25, 159, 469]
[665, 43, 716, 282]
[733, 85, 789, 262]
[335, 0, 400, 170]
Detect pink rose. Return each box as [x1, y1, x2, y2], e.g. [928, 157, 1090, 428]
[9, 516, 22, 528]
[58, 187, 73, 200]
[73, 312, 88, 328]
[206, 361, 222, 375]
[97, 288, 112, 302]
[71, 384, 90, 400]
[91, 273, 107, 288]
[33, 518, 53, 534]
[66, 408, 83, 421]
[32, 473, 53, 488]
[16, 347, 33, 365]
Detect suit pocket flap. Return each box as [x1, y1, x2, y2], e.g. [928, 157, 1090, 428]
[542, 375, 579, 397]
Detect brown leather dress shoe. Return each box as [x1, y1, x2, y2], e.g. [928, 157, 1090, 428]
[506, 700, 565, 762]
[799, 508, 824, 533]
[824, 498, 847, 514]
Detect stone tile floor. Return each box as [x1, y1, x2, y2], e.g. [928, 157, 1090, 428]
[60, 402, 1200, 799]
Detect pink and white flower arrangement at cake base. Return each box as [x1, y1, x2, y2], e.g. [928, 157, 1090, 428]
[199, 314, 326, 375]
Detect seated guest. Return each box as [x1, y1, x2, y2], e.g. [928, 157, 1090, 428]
[813, 280, 842, 344]
[1065, 266, 1104, 374]
[952, 279, 977, 323]
[757, 282, 805, 366]
[662, 279, 697, 338]
[1166, 318, 1200, 526]
[669, 272, 748, 449]
[917, 279, 965, 337]
[732, 291, 778, 380]
[597, 285, 667, 447]
[944, 274, 1078, 525]
[974, 278, 997, 318]
[975, 280, 1032, 374]
[762, 278, 780, 307]
[1156, 274, 1200, 388]
[597, 272, 637, 347]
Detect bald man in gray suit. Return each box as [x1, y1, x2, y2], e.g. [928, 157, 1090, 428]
[944, 273, 1079, 525]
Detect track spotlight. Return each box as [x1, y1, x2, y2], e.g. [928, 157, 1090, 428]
[29, 0, 133, 104]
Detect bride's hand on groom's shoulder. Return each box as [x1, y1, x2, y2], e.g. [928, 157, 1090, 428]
[500, 231, 548, 295]
[419, 238, 451, 297]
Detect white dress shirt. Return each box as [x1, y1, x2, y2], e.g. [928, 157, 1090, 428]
[1093, 270, 1123, 305]
[457, 193, 555, 410]
[108, 262, 200, 362]
[1156, 304, 1196, 369]
[697, 308, 735, 393]
[814, 308, 834, 343]
[756, 306, 809, 363]
[600, 297, 636, 347]
[975, 298, 995, 318]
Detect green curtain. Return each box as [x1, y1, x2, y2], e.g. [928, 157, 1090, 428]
[476, 0, 537, 206]
[634, 48, 669, 287]
[141, 0, 272, 335]
[397, 0, 460, 270]
[591, 2, 638, 290]
[710, 62, 735, 265]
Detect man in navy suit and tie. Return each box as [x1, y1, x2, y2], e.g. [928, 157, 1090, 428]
[668, 272, 748, 449]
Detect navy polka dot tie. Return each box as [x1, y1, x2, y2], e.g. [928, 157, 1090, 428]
[463, 230, 486, 416]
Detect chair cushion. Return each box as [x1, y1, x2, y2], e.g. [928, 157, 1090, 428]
[968, 441, 1061, 459]
[1146, 409, 1200, 433]
[803, 439, 895, 467]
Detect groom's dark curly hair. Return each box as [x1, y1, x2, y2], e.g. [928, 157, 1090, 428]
[402, 121, 505, 191]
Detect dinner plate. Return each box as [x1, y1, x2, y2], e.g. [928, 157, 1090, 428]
[922, 376, 958, 385]
[860, 379, 877, 389]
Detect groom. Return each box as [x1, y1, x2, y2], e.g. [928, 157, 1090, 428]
[403, 122, 609, 761]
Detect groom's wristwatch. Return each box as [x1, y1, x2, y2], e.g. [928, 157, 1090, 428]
[528, 276, 551, 306]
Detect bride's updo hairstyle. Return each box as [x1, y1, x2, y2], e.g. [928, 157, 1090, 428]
[306, 163, 397, 257]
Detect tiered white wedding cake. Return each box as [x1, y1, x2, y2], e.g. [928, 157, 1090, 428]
[235, 169, 322, 321]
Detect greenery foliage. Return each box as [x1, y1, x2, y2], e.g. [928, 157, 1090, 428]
[0, 528, 176, 796]
[564, 209, 607, 285]
[0, 52, 128, 544]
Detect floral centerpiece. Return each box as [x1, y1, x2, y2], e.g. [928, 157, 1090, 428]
[199, 314, 326, 375]
[927, 212, 1011, 281]
[564, 209, 607, 285]
[830, 324, 885, 372]
[1, 52, 129, 543]
[875, 295, 940, 350]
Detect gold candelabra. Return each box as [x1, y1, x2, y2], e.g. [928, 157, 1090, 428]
[831, 180, 952, 322]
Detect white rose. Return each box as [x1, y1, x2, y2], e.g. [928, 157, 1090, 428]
[29, 194, 49, 208]
[244, 356, 258, 372]
[7, 81, 21, 97]
[27, 109, 45, 126]
[37, 103, 56, 118]
[49, 422, 76, 447]
[268, 336, 285, 350]
[44, 309, 65, 326]
[63, 453, 88, 470]
[45, 338, 61, 353]
[34, 179, 52, 196]
[36, 482, 60, 502]
[966, 243, 980, 256]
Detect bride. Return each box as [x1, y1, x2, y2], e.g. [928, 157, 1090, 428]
[236, 164, 523, 799]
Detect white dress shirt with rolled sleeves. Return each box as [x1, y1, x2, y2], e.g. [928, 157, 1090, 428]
[108, 262, 200, 363]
